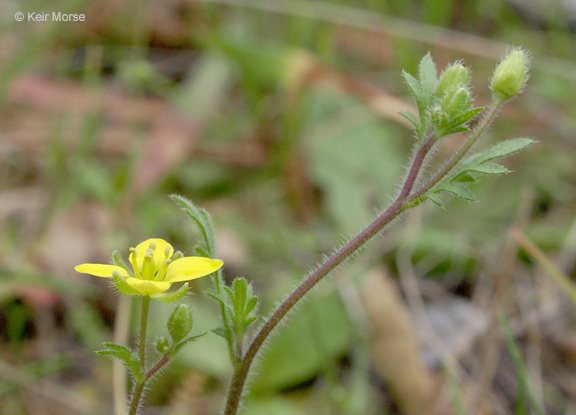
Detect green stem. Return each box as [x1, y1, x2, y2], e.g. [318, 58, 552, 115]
[128, 296, 151, 415]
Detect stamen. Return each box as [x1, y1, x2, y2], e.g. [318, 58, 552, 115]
[155, 258, 172, 281]
[129, 247, 141, 279]
[149, 241, 157, 250]
[164, 246, 171, 257]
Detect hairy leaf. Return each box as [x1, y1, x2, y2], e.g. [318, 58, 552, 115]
[440, 183, 476, 201]
[418, 53, 437, 112]
[97, 343, 142, 380]
[468, 162, 510, 175]
[398, 110, 420, 131]
[470, 138, 534, 164]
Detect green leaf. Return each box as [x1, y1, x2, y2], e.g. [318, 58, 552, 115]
[398, 110, 420, 130]
[441, 183, 476, 201]
[455, 173, 476, 182]
[470, 138, 535, 164]
[444, 126, 470, 136]
[170, 194, 216, 256]
[401, 71, 421, 102]
[150, 283, 189, 302]
[425, 193, 443, 206]
[205, 290, 226, 305]
[173, 332, 208, 354]
[195, 246, 210, 258]
[211, 327, 228, 339]
[418, 53, 437, 112]
[445, 107, 484, 130]
[245, 296, 259, 315]
[112, 275, 141, 296]
[468, 162, 510, 175]
[244, 316, 259, 330]
[97, 342, 142, 381]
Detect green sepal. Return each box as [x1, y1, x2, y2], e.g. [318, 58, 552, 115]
[97, 342, 143, 381]
[173, 332, 208, 355]
[112, 251, 132, 275]
[150, 283, 189, 302]
[112, 274, 141, 296]
[167, 304, 194, 343]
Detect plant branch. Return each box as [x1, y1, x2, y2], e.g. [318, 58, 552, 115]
[223, 133, 436, 415]
[405, 101, 501, 206]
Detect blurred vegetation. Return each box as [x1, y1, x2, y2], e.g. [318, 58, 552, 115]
[0, 0, 575, 414]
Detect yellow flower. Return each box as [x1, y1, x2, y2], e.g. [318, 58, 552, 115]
[75, 238, 223, 299]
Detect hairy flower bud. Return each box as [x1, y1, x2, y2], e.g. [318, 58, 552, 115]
[156, 337, 170, 354]
[490, 49, 528, 102]
[441, 87, 472, 116]
[436, 63, 469, 98]
[167, 304, 193, 343]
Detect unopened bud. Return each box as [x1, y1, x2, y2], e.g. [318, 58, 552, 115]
[156, 337, 170, 354]
[490, 49, 528, 102]
[436, 63, 469, 98]
[167, 304, 193, 343]
[441, 87, 471, 116]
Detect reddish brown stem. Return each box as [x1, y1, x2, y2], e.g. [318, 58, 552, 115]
[223, 133, 436, 415]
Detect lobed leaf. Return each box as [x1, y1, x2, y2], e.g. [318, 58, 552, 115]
[441, 183, 476, 201]
[173, 332, 208, 354]
[467, 162, 510, 175]
[97, 343, 142, 380]
[398, 110, 420, 131]
[469, 138, 534, 164]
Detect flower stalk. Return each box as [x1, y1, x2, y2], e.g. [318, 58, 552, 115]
[128, 296, 150, 415]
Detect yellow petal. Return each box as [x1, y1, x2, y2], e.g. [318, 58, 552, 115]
[75, 264, 129, 278]
[129, 238, 174, 273]
[164, 257, 224, 283]
[126, 278, 171, 295]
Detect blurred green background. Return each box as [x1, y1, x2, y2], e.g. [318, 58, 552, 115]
[1, 0, 575, 414]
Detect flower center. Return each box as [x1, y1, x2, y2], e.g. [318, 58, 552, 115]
[129, 242, 173, 281]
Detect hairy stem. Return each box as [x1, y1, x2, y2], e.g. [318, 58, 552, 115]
[223, 133, 436, 415]
[128, 296, 151, 415]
